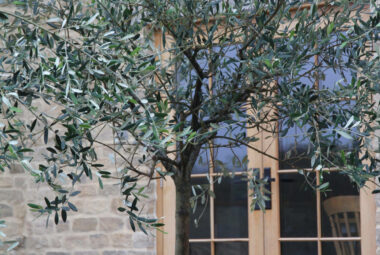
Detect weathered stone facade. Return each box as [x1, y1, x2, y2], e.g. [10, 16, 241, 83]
[0, 155, 157, 255]
[0, 100, 157, 254]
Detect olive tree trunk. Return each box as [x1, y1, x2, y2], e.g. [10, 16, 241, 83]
[174, 177, 191, 255]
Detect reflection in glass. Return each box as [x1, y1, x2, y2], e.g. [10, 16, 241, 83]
[215, 242, 248, 255]
[322, 241, 361, 255]
[190, 178, 210, 239]
[192, 146, 210, 174]
[190, 242, 211, 255]
[214, 121, 247, 172]
[321, 172, 360, 237]
[281, 242, 318, 255]
[214, 176, 248, 238]
[280, 173, 317, 237]
[211, 45, 240, 94]
[319, 40, 354, 90]
[279, 119, 312, 169]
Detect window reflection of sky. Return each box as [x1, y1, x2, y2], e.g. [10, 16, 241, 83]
[184, 45, 248, 174]
[279, 101, 357, 169]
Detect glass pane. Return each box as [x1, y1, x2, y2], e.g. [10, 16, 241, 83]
[193, 147, 210, 174]
[211, 44, 240, 93]
[190, 178, 211, 239]
[317, 100, 359, 168]
[190, 242, 211, 255]
[280, 173, 317, 237]
[214, 121, 247, 172]
[215, 242, 248, 255]
[321, 172, 360, 237]
[318, 34, 354, 90]
[279, 121, 312, 169]
[214, 176, 248, 238]
[322, 241, 361, 255]
[213, 110, 247, 173]
[281, 242, 318, 255]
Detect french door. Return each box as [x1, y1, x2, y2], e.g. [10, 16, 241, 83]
[251, 127, 376, 255]
[156, 124, 376, 255]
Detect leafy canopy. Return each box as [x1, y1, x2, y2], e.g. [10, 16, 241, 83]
[0, 0, 379, 232]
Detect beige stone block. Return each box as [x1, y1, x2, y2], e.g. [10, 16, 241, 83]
[14, 176, 27, 186]
[132, 232, 155, 249]
[128, 251, 154, 255]
[1, 220, 23, 237]
[102, 251, 127, 255]
[49, 237, 62, 248]
[13, 204, 27, 219]
[45, 252, 70, 255]
[63, 235, 90, 249]
[56, 221, 70, 233]
[77, 185, 98, 197]
[89, 234, 109, 248]
[24, 236, 49, 250]
[72, 198, 111, 215]
[9, 163, 24, 174]
[99, 217, 124, 232]
[74, 252, 100, 255]
[72, 218, 98, 232]
[98, 184, 121, 196]
[110, 233, 133, 248]
[0, 177, 12, 188]
[0, 189, 23, 204]
[110, 198, 128, 216]
[25, 217, 54, 235]
[0, 204, 13, 217]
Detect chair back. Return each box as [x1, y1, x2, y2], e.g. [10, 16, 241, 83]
[323, 195, 360, 255]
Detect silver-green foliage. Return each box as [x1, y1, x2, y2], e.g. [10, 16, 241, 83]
[0, 0, 378, 241]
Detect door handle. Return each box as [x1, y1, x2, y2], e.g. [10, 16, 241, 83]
[263, 167, 274, 210]
[254, 167, 275, 210]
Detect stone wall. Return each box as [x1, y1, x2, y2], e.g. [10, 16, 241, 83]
[0, 100, 157, 255]
[0, 154, 156, 255]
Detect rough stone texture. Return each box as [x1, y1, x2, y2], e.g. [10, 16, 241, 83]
[102, 251, 128, 255]
[72, 218, 98, 232]
[0, 204, 13, 217]
[0, 135, 157, 255]
[99, 217, 124, 232]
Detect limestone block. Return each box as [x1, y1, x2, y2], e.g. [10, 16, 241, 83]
[132, 232, 155, 249]
[89, 234, 109, 248]
[0, 177, 12, 188]
[74, 252, 100, 255]
[63, 235, 90, 249]
[102, 251, 127, 255]
[0, 204, 13, 217]
[72, 218, 98, 232]
[109, 233, 132, 248]
[99, 217, 124, 232]
[0, 189, 23, 204]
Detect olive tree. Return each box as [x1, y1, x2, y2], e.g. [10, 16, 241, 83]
[0, 0, 379, 254]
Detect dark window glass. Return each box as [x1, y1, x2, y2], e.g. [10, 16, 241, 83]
[214, 176, 248, 238]
[322, 241, 361, 255]
[321, 172, 360, 237]
[281, 242, 318, 255]
[190, 242, 211, 255]
[215, 242, 248, 255]
[280, 173, 317, 237]
[190, 178, 211, 239]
